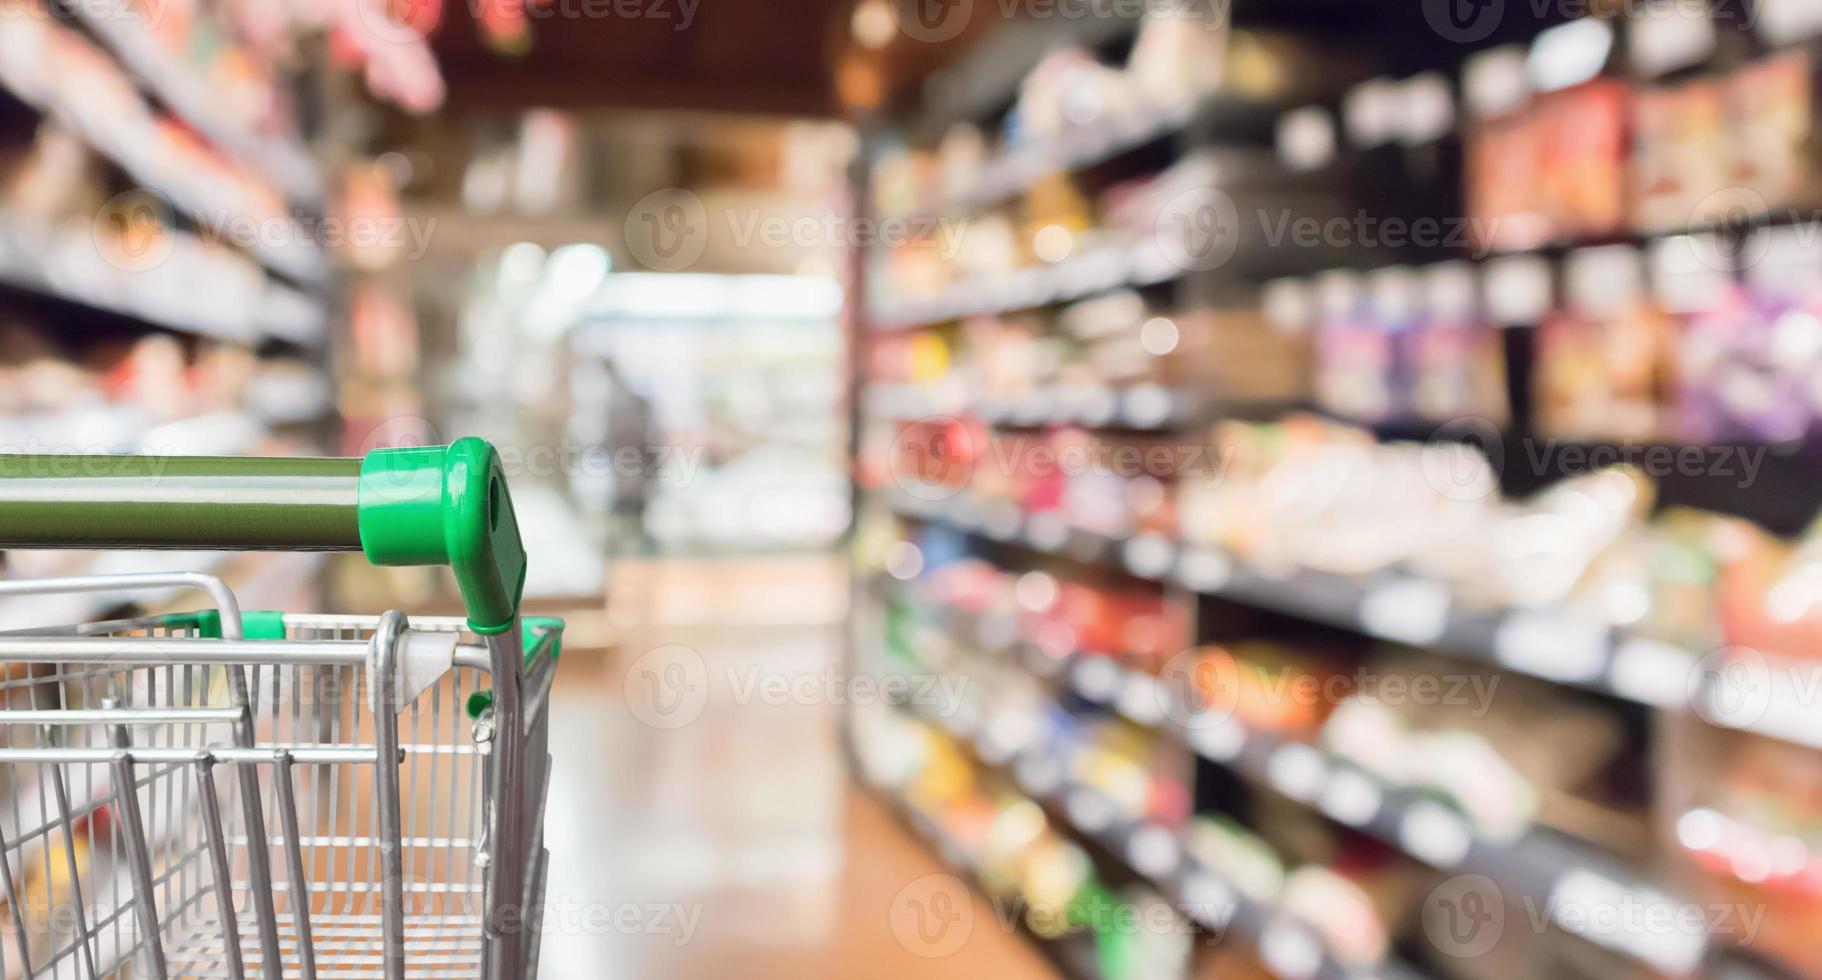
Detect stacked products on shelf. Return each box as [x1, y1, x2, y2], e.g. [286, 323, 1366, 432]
[855, 2, 1822, 978]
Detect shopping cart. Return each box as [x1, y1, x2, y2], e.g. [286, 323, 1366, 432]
[0, 439, 561, 979]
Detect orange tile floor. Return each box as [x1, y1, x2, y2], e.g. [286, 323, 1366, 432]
[535, 554, 1054, 978]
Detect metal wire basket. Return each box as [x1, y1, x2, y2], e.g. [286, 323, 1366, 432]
[0, 440, 561, 980]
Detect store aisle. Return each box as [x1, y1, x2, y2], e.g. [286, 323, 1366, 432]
[537, 555, 1053, 979]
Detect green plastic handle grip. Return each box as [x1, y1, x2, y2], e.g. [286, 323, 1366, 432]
[0, 438, 526, 634]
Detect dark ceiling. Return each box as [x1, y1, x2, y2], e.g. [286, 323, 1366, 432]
[432, 0, 856, 117]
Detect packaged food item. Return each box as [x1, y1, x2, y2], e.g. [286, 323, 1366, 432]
[1630, 78, 1729, 233]
[1226, 642, 1348, 734]
[1539, 80, 1632, 240]
[1279, 856, 1409, 968]
[1411, 262, 1509, 424]
[1727, 50, 1817, 214]
[1662, 724, 1822, 977]
[1183, 304, 1311, 405]
[1313, 271, 1399, 423]
[1534, 246, 1676, 440]
[1189, 815, 1285, 904]
[1463, 48, 1550, 252]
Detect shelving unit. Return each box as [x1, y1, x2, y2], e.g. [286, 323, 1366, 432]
[847, 1, 1822, 978]
[0, 0, 347, 631]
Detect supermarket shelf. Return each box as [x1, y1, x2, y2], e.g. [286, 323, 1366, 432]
[862, 779, 1107, 980]
[911, 2, 1146, 139]
[0, 549, 322, 632]
[893, 578, 1711, 978]
[872, 237, 1181, 329]
[867, 382, 1212, 431]
[70, 6, 323, 207]
[886, 491, 1822, 752]
[901, 695, 1433, 980]
[930, 95, 1279, 213]
[0, 18, 328, 286]
[0, 213, 328, 345]
[1084, 660, 1711, 976]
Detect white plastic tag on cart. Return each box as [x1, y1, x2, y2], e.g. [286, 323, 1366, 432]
[373, 629, 459, 712]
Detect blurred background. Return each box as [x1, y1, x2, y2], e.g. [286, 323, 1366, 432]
[3, 0, 1822, 977]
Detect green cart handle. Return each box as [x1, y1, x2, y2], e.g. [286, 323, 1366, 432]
[0, 438, 526, 635]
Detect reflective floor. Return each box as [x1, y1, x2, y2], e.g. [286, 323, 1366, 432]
[537, 554, 1051, 979]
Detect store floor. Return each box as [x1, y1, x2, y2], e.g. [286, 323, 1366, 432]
[537, 553, 1052, 979]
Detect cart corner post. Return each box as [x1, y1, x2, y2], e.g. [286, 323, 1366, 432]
[357, 437, 528, 635]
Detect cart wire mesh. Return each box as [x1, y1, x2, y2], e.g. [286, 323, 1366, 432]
[0, 589, 551, 980]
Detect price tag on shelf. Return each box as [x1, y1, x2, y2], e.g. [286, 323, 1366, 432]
[1265, 742, 1328, 803]
[1607, 636, 1696, 706]
[1071, 656, 1123, 704]
[1122, 532, 1176, 579]
[1176, 547, 1235, 592]
[1190, 717, 1248, 763]
[1358, 577, 1451, 646]
[982, 499, 1022, 541]
[1178, 872, 1237, 929]
[1065, 785, 1117, 834]
[1013, 750, 1065, 797]
[1276, 107, 1336, 173]
[1262, 278, 1313, 334]
[1756, 0, 1822, 46]
[1343, 78, 1399, 149]
[1023, 510, 1069, 552]
[1495, 610, 1609, 684]
[1318, 768, 1384, 828]
[1120, 384, 1176, 430]
[1629, 0, 1717, 77]
[1114, 670, 1165, 727]
[1484, 255, 1552, 325]
[1126, 824, 1182, 879]
[1259, 920, 1323, 980]
[1400, 801, 1474, 867]
[1398, 72, 1456, 146]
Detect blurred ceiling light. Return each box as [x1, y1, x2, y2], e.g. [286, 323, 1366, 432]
[546, 243, 612, 294]
[522, 243, 614, 337]
[851, 0, 897, 50]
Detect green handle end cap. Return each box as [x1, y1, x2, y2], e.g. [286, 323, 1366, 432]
[357, 438, 527, 634]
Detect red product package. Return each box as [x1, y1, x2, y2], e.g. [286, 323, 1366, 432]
[1539, 80, 1631, 240]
